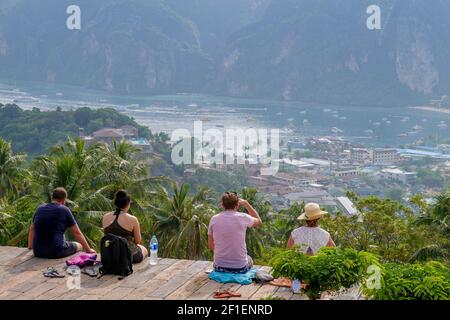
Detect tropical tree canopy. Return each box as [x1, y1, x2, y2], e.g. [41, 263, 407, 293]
[0, 139, 28, 200]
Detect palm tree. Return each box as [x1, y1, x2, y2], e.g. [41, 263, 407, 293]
[90, 139, 158, 194]
[150, 183, 215, 260]
[239, 188, 275, 260]
[112, 138, 141, 161]
[409, 243, 450, 263]
[412, 191, 450, 263]
[0, 199, 14, 244]
[0, 138, 29, 200]
[0, 194, 41, 247]
[33, 137, 94, 201]
[273, 202, 305, 246]
[417, 191, 450, 234]
[31, 138, 139, 246]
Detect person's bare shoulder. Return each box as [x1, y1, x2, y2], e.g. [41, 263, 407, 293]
[102, 212, 114, 224]
[127, 214, 139, 224]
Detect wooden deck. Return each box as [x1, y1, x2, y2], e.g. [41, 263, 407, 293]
[0, 246, 309, 300]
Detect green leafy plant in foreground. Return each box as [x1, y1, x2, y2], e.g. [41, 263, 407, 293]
[260, 295, 286, 300]
[270, 247, 381, 300]
[363, 261, 450, 300]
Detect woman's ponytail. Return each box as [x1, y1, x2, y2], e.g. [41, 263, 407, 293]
[113, 189, 131, 215]
[113, 207, 121, 216]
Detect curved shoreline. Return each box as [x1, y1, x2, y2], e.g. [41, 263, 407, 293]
[411, 106, 450, 114]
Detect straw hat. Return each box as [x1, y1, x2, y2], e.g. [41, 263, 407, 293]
[297, 203, 328, 221]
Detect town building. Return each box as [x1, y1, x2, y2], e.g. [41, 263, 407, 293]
[350, 147, 399, 165]
[120, 125, 139, 138]
[82, 125, 153, 157]
[284, 190, 338, 211]
[336, 196, 359, 216]
[130, 138, 153, 156]
[371, 148, 399, 165]
[351, 148, 372, 163]
[396, 148, 450, 160]
[87, 125, 140, 144]
[379, 168, 417, 184]
[333, 166, 361, 179]
[92, 128, 125, 144]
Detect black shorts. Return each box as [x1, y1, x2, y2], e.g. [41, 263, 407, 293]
[132, 246, 144, 264]
[35, 241, 78, 259]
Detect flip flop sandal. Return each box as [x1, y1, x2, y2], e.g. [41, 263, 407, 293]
[93, 261, 103, 267]
[82, 266, 99, 277]
[269, 277, 292, 288]
[225, 290, 242, 298]
[43, 267, 65, 278]
[213, 290, 242, 299]
[213, 292, 230, 299]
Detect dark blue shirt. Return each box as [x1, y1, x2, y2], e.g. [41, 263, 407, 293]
[32, 203, 77, 258]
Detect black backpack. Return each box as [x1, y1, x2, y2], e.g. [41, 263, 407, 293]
[99, 233, 133, 279]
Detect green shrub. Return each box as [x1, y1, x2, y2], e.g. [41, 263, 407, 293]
[259, 295, 286, 300]
[270, 247, 381, 299]
[364, 261, 450, 300]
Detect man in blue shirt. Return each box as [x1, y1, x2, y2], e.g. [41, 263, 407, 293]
[28, 187, 95, 258]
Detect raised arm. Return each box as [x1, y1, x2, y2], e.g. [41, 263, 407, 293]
[240, 199, 262, 228]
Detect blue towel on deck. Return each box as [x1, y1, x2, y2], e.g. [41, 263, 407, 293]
[208, 268, 257, 285]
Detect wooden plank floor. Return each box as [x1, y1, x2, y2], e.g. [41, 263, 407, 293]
[0, 246, 311, 300]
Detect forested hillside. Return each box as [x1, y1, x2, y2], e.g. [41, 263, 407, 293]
[1, 0, 449, 105]
[0, 104, 150, 155]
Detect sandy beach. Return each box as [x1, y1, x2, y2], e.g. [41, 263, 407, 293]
[411, 106, 450, 114]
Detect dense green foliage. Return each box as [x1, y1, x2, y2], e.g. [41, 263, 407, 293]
[364, 261, 450, 300]
[271, 247, 450, 300]
[0, 139, 28, 200]
[270, 247, 381, 300]
[320, 196, 449, 263]
[150, 183, 215, 260]
[0, 104, 151, 155]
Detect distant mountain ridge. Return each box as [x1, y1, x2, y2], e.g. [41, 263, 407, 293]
[0, 0, 449, 106]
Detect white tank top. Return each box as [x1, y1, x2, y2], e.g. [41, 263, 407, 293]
[291, 226, 330, 255]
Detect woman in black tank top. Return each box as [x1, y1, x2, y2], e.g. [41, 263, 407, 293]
[102, 190, 148, 263]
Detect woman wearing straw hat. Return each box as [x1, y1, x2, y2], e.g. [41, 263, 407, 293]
[269, 203, 336, 290]
[287, 202, 335, 255]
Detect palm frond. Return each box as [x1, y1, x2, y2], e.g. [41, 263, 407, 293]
[410, 244, 450, 262]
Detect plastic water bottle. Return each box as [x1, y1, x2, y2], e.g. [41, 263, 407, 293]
[292, 278, 301, 294]
[149, 235, 158, 265]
